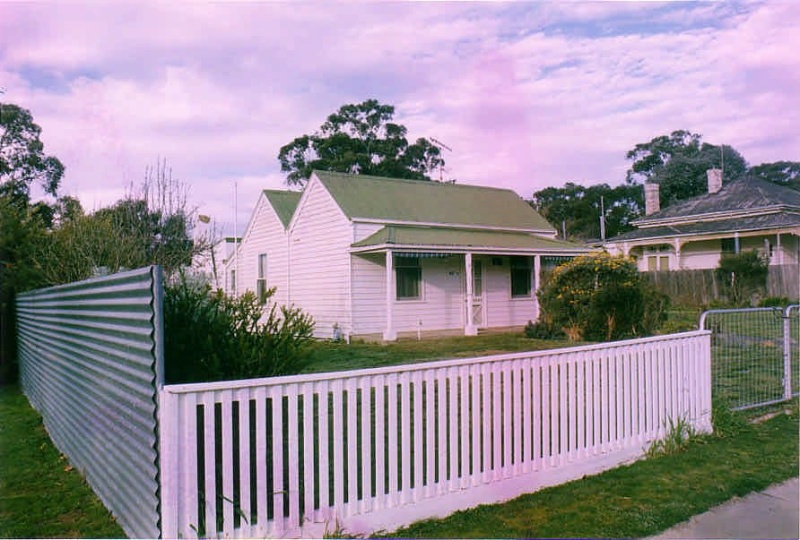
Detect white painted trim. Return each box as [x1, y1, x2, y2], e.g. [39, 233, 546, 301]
[383, 250, 396, 341]
[464, 253, 477, 336]
[350, 243, 590, 257]
[605, 225, 800, 250]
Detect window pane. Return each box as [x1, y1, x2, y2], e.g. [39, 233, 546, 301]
[511, 269, 530, 297]
[648, 257, 657, 271]
[396, 257, 421, 299]
[396, 268, 421, 299]
[256, 280, 267, 304]
[659, 256, 669, 271]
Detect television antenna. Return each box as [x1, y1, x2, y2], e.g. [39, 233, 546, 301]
[429, 137, 452, 182]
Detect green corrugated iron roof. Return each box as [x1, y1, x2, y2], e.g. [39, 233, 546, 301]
[351, 225, 589, 254]
[263, 190, 302, 228]
[314, 170, 555, 232]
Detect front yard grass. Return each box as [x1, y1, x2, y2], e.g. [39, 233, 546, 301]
[0, 385, 124, 539]
[302, 333, 578, 374]
[386, 400, 799, 539]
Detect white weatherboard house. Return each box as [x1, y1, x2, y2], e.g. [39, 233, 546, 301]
[227, 171, 589, 340]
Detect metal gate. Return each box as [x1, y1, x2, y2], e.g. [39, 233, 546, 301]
[700, 305, 799, 410]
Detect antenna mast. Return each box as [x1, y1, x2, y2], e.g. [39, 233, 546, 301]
[429, 137, 452, 182]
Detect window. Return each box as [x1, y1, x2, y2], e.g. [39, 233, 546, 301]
[647, 255, 669, 271]
[510, 256, 531, 298]
[229, 269, 236, 294]
[721, 238, 736, 254]
[256, 253, 268, 304]
[396, 256, 421, 300]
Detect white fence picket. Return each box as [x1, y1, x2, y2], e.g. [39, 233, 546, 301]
[160, 331, 712, 538]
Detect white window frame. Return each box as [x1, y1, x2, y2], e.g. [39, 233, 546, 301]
[510, 256, 532, 298]
[395, 256, 422, 300]
[256, 253, 268, 305]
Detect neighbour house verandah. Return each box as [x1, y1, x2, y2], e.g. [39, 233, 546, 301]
[604, 173, 800, 272]
[351, 225, 587, 340]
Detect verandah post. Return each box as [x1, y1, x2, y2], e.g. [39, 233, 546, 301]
[384, 250, 397, 341]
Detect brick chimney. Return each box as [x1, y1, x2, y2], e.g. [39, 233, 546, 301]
[707, 168, 722, 194]
[644, 182, 660, 215]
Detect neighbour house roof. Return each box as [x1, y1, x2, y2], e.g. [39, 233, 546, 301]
[607, 176, 800, 245]
[351, 225, 589, 254]
[634, 176, 800, 226]
[609, 212, 800, 243]
[263, 190, 302, 228]
[314, 170, 556, 232]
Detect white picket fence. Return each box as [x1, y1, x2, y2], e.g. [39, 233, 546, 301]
[160, 331, 712, 538]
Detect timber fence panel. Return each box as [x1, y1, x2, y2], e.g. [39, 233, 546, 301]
[159, 331, 711, 538]
[16, 267, 163, 539]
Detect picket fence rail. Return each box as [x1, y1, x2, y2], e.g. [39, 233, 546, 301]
[160, 330, 712, 538]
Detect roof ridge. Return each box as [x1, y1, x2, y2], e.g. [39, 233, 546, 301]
[312, 169, 521, 195]
[263, 188, 301, 195]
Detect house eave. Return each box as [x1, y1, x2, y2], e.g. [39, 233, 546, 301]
[632, 205, 798, 228]
[350, 217, 557, 237]
[350, 242, 591, 257]
[605, 224, 800, 248]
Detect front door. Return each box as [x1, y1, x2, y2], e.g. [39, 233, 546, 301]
[470, 260, 485, 328]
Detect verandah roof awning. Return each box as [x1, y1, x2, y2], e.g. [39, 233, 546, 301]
[350, 225, 590, 256]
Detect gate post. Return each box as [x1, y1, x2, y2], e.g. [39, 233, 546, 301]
[783, 307, 792, 401]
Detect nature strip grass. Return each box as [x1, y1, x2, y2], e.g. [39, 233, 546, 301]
[0, 385, 125, 539]
[386, 403, 799, 539]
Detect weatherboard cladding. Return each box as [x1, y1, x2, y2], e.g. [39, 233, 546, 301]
[16, 267, 162, 539]
[314, 170, 556, 232]
[352, 225, 586, 252]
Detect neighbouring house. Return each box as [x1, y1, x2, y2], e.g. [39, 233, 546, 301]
[604, 169, 800, 274]
[193, 236, 240, 290]
[226, 170, 590, 340]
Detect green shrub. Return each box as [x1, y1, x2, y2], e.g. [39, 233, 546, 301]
[537, 252, 669, 341]
[715, 250, 768, 306]
[758, 296, 791, 308]
[523, 320, 565, 340]
[164, 278, 315, 383]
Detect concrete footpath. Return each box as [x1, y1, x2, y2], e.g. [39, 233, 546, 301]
[649, 477, 799, 539]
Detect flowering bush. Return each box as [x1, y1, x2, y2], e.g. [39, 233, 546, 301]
[537, 252, 669, 341]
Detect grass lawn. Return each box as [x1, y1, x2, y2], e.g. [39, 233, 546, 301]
[302, 333, 578, 374]
[0, 385, 125, 539]
[386, 401, 799, 539]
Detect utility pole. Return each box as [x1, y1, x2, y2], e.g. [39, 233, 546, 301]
[599, 196, 606, 241]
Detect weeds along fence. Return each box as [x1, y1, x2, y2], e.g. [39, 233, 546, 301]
[643, 265, 799, 306]
[16, 267, 164, 539]
[700, 306, 799, 411]
[160, 331, 712, 538]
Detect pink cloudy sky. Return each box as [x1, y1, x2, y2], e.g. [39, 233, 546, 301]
[2, 1, 798, 235]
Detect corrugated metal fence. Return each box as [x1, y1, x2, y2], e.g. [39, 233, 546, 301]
[16, 267, 163, 539]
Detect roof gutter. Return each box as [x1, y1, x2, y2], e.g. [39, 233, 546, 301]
[350, 217, 557, 237]
[350, 242, 592, 257]
[633, 205, 799, 228]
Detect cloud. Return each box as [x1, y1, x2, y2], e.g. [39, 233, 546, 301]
[2, 1, 797, 235]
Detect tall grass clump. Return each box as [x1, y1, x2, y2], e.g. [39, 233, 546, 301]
[163, 277, 314, 383]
